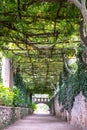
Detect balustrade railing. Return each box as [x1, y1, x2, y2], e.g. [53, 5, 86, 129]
[32, 97, 50, 103]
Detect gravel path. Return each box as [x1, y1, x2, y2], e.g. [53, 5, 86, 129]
[4, 114, 82, 130]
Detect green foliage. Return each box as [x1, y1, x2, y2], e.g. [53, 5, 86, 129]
[58, 44, 87, 110]
[78, 71, 87, 97]
[0, 0, 82, 97]
[0, 0, 81, 94]
[14, 72, 27, 106]
[13, 86, 25, 107]
[59, 73, 72, 110]
[76, 44, 87, 97]
[59, 70, 80, 110]
[28, 102, 37, 111]
[0, 83, 26, 107]
[0, 84, 13, 106]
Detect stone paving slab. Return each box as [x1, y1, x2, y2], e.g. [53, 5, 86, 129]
[4, 114, 82, 130]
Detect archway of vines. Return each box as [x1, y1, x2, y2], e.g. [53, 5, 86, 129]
[0, 0, 83, 98]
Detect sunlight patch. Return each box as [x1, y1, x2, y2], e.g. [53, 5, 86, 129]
[34, 103, 50, 114]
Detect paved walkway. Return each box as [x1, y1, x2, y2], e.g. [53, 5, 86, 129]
[4, 114, 82, 130]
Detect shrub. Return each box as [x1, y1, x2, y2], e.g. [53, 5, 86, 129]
[13, 86, 25, 107]
[29, 102, 36, 111]
[0, 84, 13, 106]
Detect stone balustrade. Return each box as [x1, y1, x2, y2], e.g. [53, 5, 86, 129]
[32, 97, 50, 103]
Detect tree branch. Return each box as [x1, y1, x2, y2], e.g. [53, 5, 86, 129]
[68, 0, 82, 10]
[79, 20, 87, 47]
[81, 0, 86, 7]
[64, 61, 71, 73]
[68, 0, 87, 24]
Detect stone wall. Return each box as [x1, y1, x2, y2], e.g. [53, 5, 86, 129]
[70, 92, 87, 128]
[0, 106, 32, 130]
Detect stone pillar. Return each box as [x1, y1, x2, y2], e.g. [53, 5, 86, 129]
[2, 57, 13, 88]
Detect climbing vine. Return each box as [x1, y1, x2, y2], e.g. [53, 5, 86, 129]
[14, 70, 28, 107]
[58, 44, 87, 111]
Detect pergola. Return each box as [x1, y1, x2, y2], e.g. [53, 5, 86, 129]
[0, 0, 80, 94]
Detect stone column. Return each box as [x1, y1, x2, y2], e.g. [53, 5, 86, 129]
[2, 57, 13, 88]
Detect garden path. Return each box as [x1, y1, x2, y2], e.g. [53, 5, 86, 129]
[4, 114, 82, 130]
